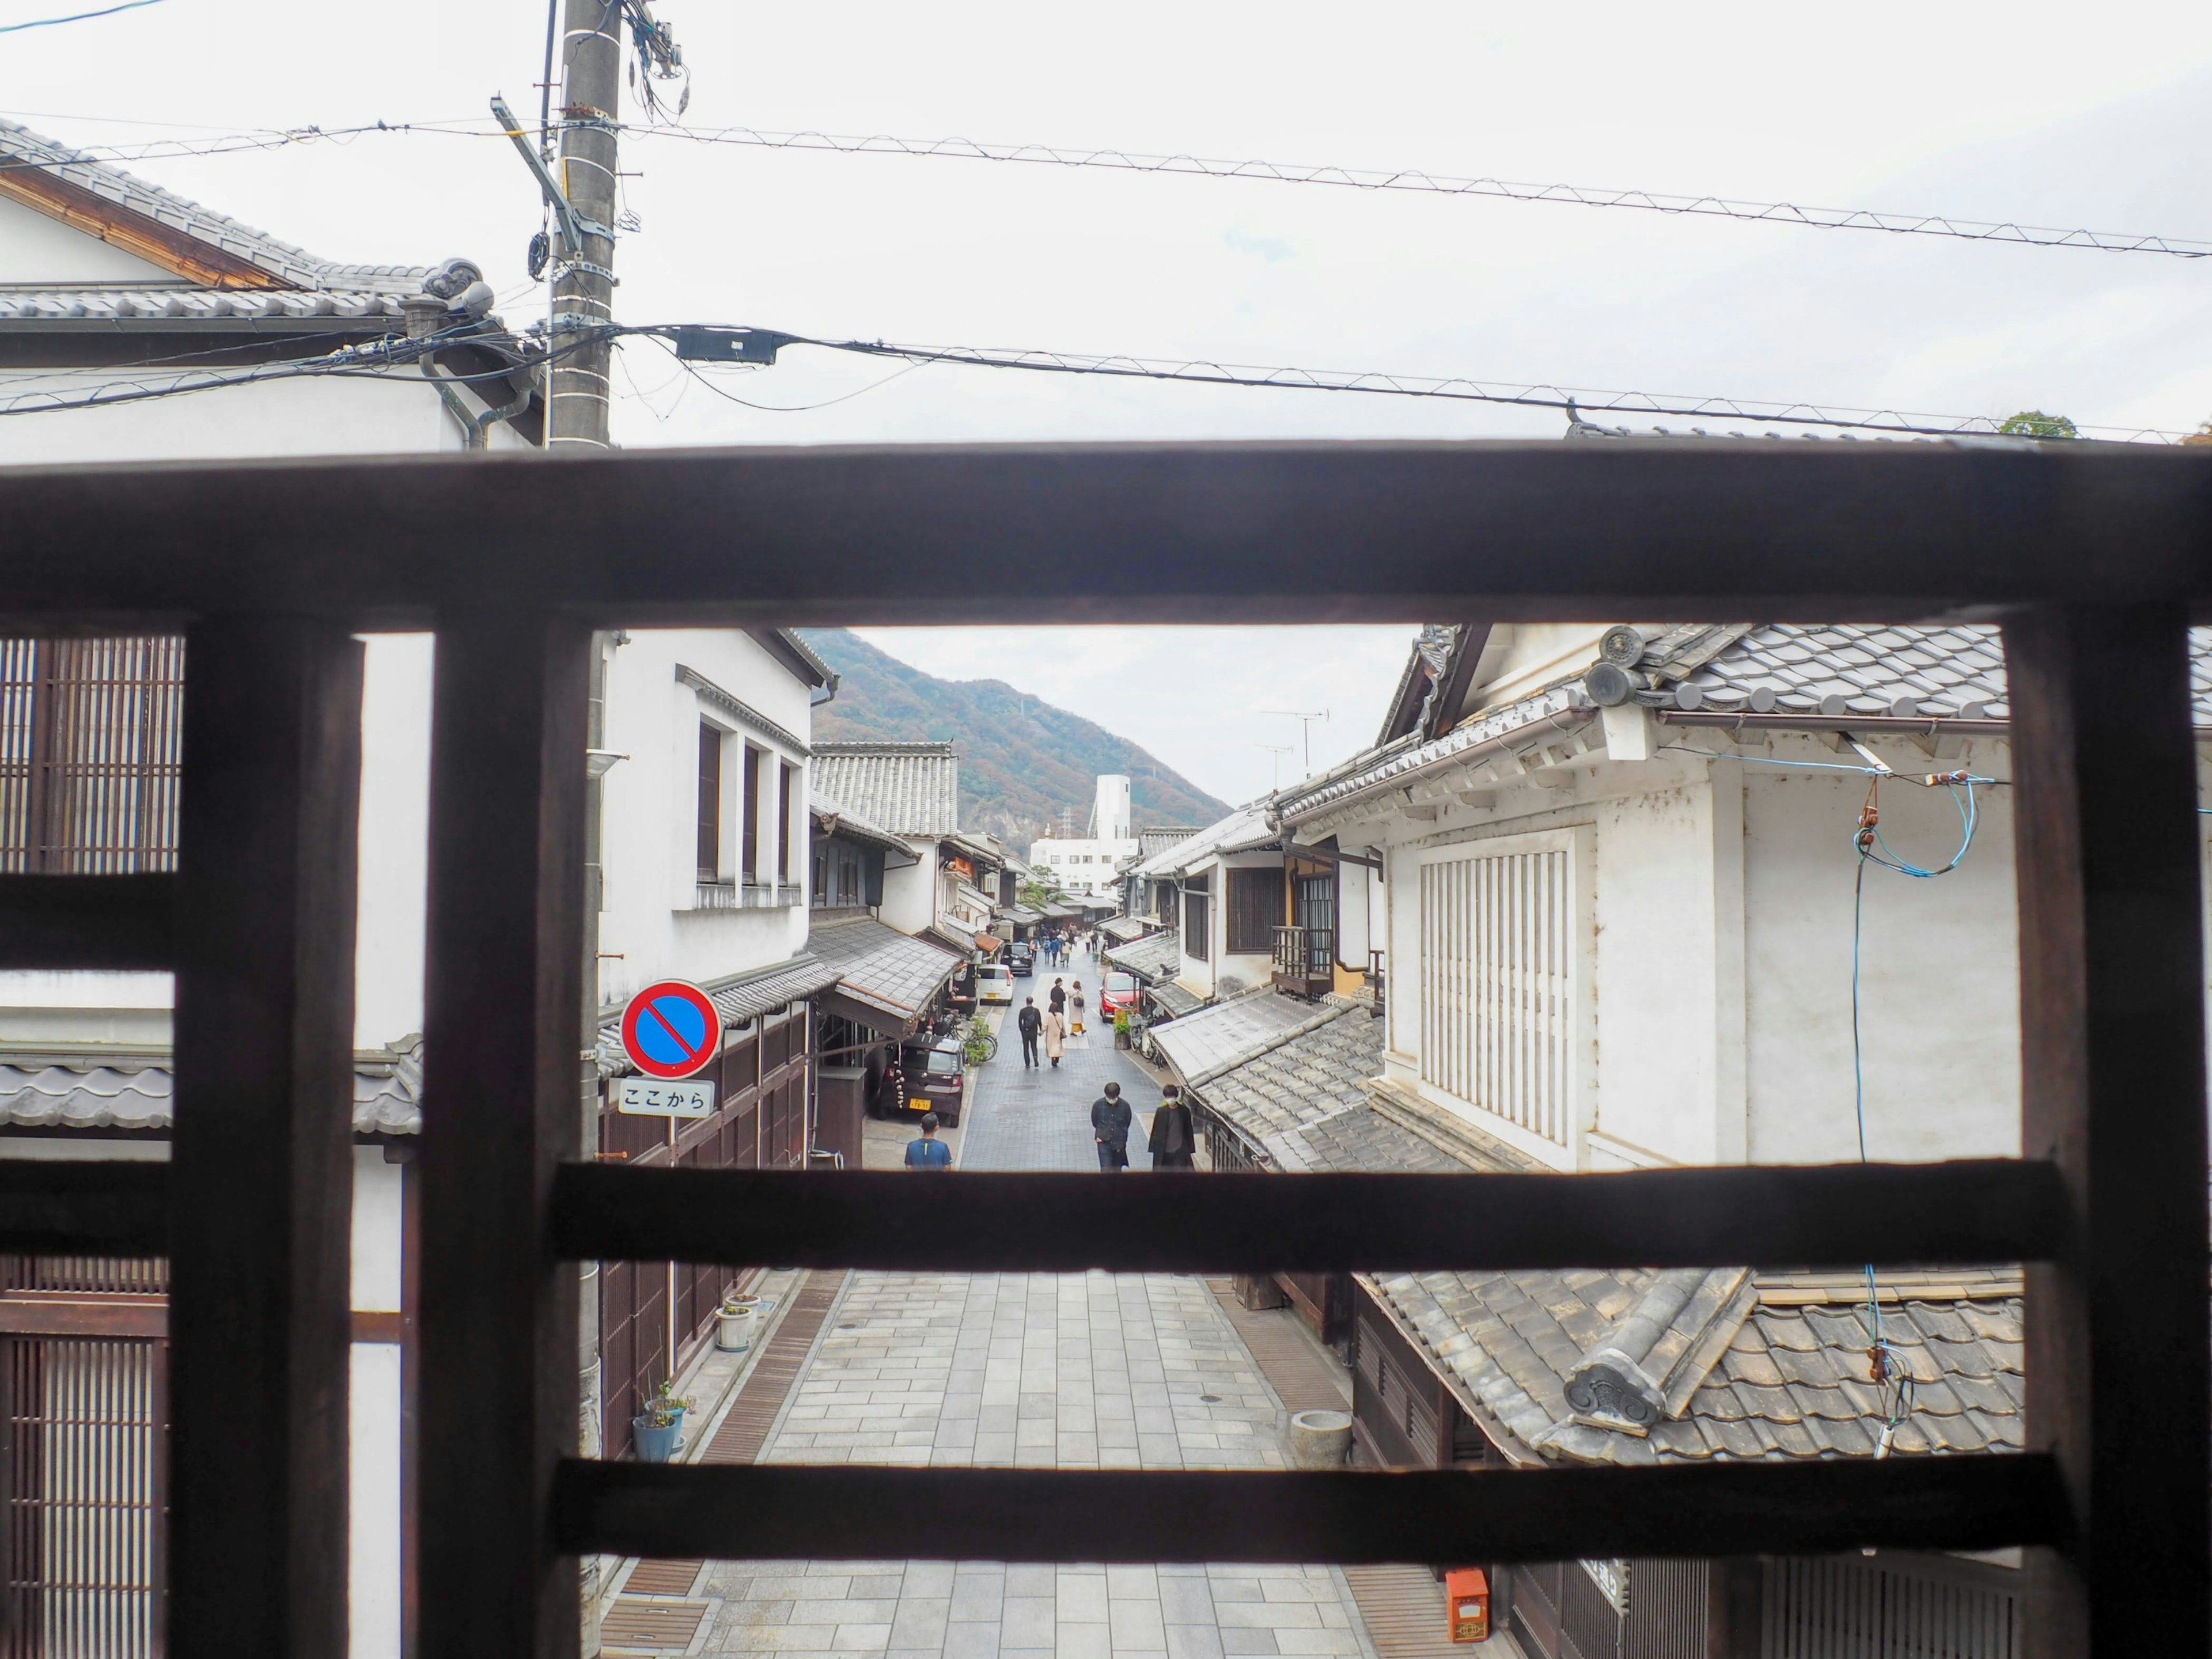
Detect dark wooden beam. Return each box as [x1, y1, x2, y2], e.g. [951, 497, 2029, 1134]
[2005, 607, 2209, 1658]
[0, 873, 176, 968]
[551, 1160, 2063, 1272]
[418, 612, 588, 1659]
[0, 443, 2209, 626]
[551, 1456, 2067, 1566]
[168, 619, 361, 1659]
[0, 1160, 169, 1252]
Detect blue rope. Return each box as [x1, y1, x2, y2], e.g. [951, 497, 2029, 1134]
[0, 0, 165, 32]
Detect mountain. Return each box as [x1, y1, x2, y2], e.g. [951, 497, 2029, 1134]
[801, 630, 1233, 849]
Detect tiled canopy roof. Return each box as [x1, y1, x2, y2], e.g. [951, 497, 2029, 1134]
[0, 1040, 423, 1136]
[1099, 916, 1154, 944]
[1152, 990, 1355, 1090]
[1104, 931, 1180, 982]
[808, 914, 963, 1025]
[810, 787, 910, 857]
[810, 744, 959, 838]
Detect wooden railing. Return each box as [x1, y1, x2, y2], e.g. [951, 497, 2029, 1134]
[0, 440, 2205, 1657]
[1272, 923, 1334, 991]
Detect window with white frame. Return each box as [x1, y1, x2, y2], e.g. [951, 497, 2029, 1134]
[1416, 829, 1586, 1151]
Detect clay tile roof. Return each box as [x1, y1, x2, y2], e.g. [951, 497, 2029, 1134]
[810, 744, 959, 838]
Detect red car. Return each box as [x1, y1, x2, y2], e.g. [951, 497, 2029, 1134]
[1100, 971, 1142, 1022]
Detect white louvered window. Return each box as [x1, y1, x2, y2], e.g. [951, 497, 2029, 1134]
[1416, 830, 1586, 1152]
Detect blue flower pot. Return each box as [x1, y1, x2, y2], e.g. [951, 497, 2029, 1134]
[632, 1412, 684, 1463]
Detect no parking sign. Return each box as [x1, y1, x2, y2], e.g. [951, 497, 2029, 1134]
[616, 979, 721, 1118]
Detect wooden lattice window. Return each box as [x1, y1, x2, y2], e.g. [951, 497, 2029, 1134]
[0, 639, 183, 875]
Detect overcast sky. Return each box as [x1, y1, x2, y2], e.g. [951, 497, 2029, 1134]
[6, 1, 2210, 801]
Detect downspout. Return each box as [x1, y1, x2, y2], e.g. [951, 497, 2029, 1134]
[422, 357, 535, 450]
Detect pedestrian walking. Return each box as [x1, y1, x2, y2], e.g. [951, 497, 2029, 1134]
[1070, 980, 1086, 1036]
[1043, 1006, 1066, 1068]
[1147, 1085, 1196, 1171]
[1048, 978, 1066, 1015]
[904, 1112, 953, 1170]
[1090, 1082, 1132, 1171]
[1016, 997, 1043, 1068]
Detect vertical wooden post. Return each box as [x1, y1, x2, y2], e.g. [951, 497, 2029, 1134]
[1703, 1559, 1762, 1659]
[170, 618, 363, 1658]
[419, 613, 588, 1659]
[2005, 607, 2209, 1657]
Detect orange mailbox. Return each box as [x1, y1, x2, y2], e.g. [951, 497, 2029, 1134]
[1445, 1568, 1490, 1642]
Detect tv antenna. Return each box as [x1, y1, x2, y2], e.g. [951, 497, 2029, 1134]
[1255, 744, 1293, 790]
[1260, 709, 1330, 777]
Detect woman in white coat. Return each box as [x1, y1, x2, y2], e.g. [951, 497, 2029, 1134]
[1043, 1006, 1067, 1069]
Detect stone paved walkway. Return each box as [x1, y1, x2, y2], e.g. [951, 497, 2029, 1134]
[692, 950, 1377, 1659]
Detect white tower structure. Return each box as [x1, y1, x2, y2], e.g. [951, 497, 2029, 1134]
[1095, 774, 1132, 842]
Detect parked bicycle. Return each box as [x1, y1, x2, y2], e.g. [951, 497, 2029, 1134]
[961, 1016, 999, 1066]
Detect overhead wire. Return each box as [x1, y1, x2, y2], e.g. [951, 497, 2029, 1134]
[627, 122, 2212, 260]
[634, 327, 2191, 441]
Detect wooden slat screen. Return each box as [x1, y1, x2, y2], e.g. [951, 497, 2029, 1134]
[0, 638, 183, 876]
[0, 443, 2204, 1659]
[1224, 866, 1280, 956]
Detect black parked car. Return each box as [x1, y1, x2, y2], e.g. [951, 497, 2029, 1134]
[896, 1035, 966, 1127]
[1008, 942, 1033, 977]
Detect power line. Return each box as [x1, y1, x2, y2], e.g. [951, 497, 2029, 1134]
[652, 325, 2191, 442]
[6, 108, 2207, 263]
[629, 124, 2212, 260]
[0, 0, 165, 34]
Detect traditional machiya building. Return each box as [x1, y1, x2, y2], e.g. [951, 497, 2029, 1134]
[1159, 615, 2212, 1659]
[0, 118, 864, 1658]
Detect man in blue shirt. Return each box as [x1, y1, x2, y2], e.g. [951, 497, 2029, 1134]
[905, 1112, 953, 1170]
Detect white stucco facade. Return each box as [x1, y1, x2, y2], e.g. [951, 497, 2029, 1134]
[1328, 726, 2030, 1175]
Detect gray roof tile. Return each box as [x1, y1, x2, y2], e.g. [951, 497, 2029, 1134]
[808, 914, 964, 1025]
[810, 744, 959, 838]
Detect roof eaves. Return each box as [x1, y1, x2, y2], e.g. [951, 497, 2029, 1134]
[677, 662, 810, 756]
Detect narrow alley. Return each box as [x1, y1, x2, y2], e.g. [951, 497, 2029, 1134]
[682, 948, 1378, 1659]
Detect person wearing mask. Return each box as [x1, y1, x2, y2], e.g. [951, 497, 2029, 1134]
[1016, 997, 1044, 1069]
[1070, 980, 1087, 1037]
[1043, 1003, 1066, 1069]
[904, 1112, 953, 1170]
[1147, 1085, 1196, 1171]
[1090, 1081, 1133, 1171]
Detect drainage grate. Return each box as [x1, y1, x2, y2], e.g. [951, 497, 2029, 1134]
[600, 1597, 710, 1653]
[622, 1558, 703, 1596]
[698, 1268, 848, 1464]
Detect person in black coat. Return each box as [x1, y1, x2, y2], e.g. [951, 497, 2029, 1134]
[1016, 997, 1044, 1068]
[1090, 1082, 1133, 1172]
[1147, 1085, 1196, 1171]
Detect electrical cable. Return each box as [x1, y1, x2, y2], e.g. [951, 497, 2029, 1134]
[628, 123, 2212, 260]
[0, 0, 164, 33]
[644, 327, 2191, 441]
[639, 334, 930, 412]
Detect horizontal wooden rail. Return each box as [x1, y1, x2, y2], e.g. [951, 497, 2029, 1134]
[0, 1160, 169, 1253]
[1, 443, 2209, 624]
[0, 873, 177, 969]
[552, 1456, 2068, 1566]
[551, 1160, 2064, 1272]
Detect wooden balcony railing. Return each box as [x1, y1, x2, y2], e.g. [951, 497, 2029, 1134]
[0, 440, 2205, 1658]
[1272, 924, 1334, 994]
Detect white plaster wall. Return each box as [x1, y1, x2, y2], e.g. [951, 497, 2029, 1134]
[351, 1150, 404, 1311]
[1743, 748, 2021, 1163]
[0, 196, 170, 283]
[1333, 854, 1383, 974]
[878, 851, 937, 935]
[594, 629, 814, 1009]
[355, 637, 434, 1047]
[0, 368, 532, 464]
[1585, 777, 1743, 1169]
[349, 1342, 404, 1659]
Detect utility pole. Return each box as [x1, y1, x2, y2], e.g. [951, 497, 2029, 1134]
[549, 0, 621, 452]
[549, 6, 621, 1653]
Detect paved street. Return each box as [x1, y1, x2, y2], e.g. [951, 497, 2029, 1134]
[693, 950, 1377, 1659]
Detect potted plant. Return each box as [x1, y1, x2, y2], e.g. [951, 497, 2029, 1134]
[715, 1292, 760, 1353]
[1113, 1009, 1132, 1050]
[632, 1380, 693, 1463]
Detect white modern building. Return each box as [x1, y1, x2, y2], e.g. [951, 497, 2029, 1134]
[1027, 772, 1140, 899]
